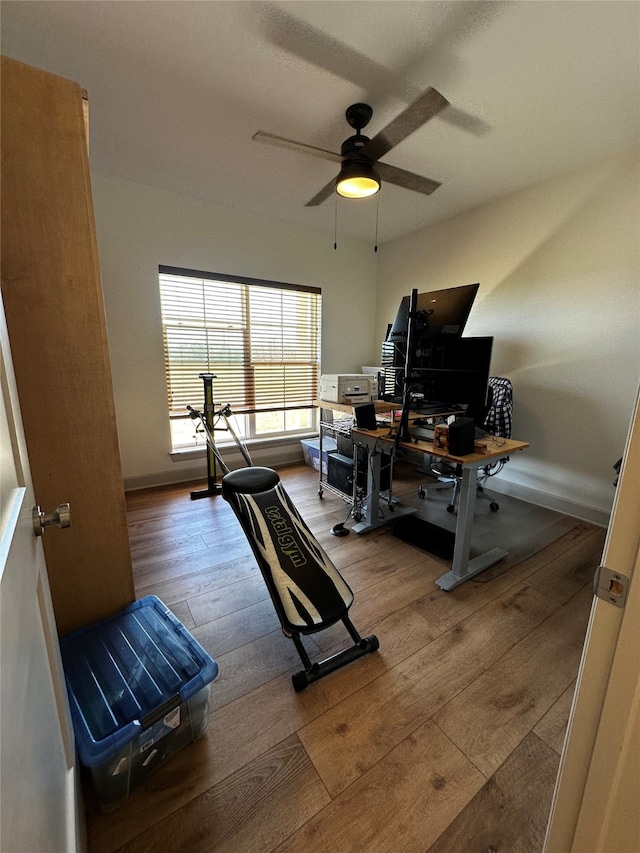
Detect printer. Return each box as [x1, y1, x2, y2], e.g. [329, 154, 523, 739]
[320, 374, 377, 404]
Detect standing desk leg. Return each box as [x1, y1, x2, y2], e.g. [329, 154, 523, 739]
[435, 465, 507, 591]
[352, 448, 415, 534]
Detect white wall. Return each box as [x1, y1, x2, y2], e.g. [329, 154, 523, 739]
[376, 148, 640, 524]
[92, 149, 639, 520]
[91, 174, 378, 487]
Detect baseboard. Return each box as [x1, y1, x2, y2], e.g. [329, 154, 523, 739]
[486, 477, 610, 528]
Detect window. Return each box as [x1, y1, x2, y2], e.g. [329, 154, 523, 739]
[159, 266, 322, 449]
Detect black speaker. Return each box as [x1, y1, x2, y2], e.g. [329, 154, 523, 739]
[448, 416, 475, 455]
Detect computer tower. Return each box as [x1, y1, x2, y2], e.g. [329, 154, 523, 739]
[329, 441, 391, 493]
[327, 453, 355, 495]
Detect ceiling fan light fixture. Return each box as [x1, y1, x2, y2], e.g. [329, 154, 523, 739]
[336, 158, 380, 199]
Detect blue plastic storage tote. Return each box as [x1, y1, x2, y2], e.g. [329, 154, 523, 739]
[60, 595, 218, 810]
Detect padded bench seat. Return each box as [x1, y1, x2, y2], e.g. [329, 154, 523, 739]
[222, 466, 378, 690]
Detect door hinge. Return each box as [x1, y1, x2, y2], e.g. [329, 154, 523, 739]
[593, 565, 629, 608]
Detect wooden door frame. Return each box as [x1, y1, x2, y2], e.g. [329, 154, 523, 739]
[544, 387, 640, 852]
[1, 56, 134, 635]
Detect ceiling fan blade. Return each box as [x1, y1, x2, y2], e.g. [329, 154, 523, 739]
[253, 2, 504, 110]
[376, 162, 441, 196]
[253, 5, 411, 101]
[253, 131, 341, 164]
[439, 105, 490, 136]
[362, 88, 450, 162]
[304, 179, 336, 208]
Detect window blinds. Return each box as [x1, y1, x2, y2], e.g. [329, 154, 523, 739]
[159, 266, 322, 419]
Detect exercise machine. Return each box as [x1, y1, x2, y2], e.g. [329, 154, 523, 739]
[188, 372, 252, 499]
[222, 466, 379, 691]
[188, 374, 380, 689]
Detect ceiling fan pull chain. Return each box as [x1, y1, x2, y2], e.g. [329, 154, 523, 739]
[334, 192, 338, 250]
[374, 192, 380, 253]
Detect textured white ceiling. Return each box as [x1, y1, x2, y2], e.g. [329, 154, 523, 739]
[2, 1, 639, 243]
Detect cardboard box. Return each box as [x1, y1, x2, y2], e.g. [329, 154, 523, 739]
[434, 424, 449, 449]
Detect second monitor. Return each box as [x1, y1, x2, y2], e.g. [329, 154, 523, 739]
[385, 335, 494, 420]
[381, 284, 493, 422]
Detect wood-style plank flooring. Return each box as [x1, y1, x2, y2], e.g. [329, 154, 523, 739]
[84, 462, 605, 853]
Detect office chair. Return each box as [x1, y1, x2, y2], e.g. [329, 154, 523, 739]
[419, 377, 513, 513]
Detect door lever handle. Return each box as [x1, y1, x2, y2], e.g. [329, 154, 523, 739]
[32, 503, 71, 537]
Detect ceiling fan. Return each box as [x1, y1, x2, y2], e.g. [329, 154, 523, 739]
[253, 87, 449, 206]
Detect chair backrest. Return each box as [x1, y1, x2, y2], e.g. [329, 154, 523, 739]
[483, 377, 513, 438]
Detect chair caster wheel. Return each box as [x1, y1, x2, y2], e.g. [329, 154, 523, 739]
[490, 501, 500, 512]
[447, 504, 455, 513]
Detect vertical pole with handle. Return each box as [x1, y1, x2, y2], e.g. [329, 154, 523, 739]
[190, 373, 223, 499]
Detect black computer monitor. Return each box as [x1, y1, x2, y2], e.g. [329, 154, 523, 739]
[385, 283, 479, 363]
[383, 337, 493, 416]
[381, 285, 492, 425]
[408, 336, 494, 421]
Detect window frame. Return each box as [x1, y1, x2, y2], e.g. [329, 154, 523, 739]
[158, 265, 321, 450]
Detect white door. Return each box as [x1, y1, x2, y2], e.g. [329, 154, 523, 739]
[544, 387, 640, 853]
[0, 293, 82, 851]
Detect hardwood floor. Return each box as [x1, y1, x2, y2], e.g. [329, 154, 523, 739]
[84, 463, 605, 853]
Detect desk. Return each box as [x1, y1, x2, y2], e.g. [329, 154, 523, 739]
[351, 423, 529, 591]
